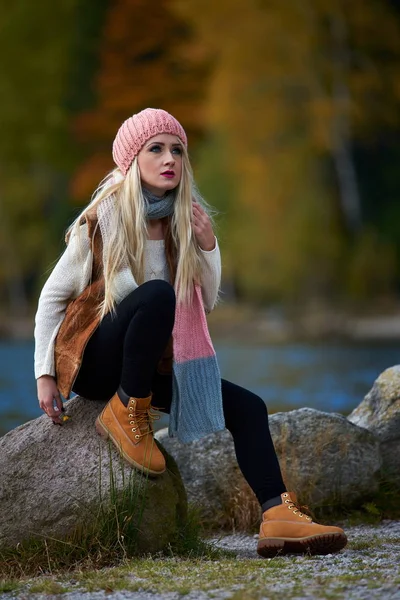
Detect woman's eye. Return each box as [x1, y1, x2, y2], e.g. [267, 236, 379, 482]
[149, 145, 182, 154]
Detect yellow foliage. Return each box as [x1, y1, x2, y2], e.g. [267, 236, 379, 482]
[172, 0, 400, 301]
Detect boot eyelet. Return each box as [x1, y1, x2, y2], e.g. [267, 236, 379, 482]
[284, 499, 290, 503]
[135, 435, 140, 439]
[282, 493, 288, 497]
[128, 414, 133, 418]
[129, 421, 135, 425]
[131, 428, 136, 432]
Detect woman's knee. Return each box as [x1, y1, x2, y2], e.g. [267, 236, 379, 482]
[139, 280, 176, 308]
[121, 280, 175, 314]
[227, 394, 268, 435]
[242, 391, 268, 421]
[222, 380, 269, 431]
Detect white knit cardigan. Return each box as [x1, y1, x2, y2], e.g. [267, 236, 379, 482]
[34, 224, 222, 380]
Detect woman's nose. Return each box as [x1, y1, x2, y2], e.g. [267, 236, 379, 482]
[164, 151, 175, 165]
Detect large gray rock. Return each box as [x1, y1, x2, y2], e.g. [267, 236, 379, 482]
[156, 408, 381, 521]
[348, 365, 400, 482]
[0, 396, 186, 551]
[268, 408, 381, 506]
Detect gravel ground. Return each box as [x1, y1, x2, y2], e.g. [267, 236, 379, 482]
[1, 521, 399, 600]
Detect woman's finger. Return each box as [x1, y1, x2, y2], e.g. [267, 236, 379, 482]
[193, 210, 209, 227]
[56, 396, 63, 412]
[193, 207, 205, 219]
[39, 396, 51, 413]
[42, 396, 61, 421]
[192, 210, 204, 224]
[52, 393, 63, 413]
[193, 223, 204, 234]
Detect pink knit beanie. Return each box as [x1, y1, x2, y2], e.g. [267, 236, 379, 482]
[112, 108, 187, 175]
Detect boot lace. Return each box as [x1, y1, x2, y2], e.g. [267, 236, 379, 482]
[127, 402, 161, 440]
[282, 492, 312, 521]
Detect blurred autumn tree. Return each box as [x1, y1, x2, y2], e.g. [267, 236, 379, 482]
[173, 0, 400, 303]
[71, 0, 210, 201]
[0, 0, 80, 316]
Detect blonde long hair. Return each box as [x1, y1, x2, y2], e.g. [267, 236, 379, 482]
[66, 146, 217, 318]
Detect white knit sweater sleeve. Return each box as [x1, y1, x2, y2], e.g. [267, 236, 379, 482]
[199, 236, 221, 313]
[34, 225, 93, 380]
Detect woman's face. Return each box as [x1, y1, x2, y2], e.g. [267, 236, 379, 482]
[137, 133, 183, 196]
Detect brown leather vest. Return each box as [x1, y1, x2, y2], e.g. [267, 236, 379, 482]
[54, 212, 175, 399]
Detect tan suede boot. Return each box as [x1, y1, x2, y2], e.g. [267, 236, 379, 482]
[95, 393, 166, 476]
[257, 492, 347, 557]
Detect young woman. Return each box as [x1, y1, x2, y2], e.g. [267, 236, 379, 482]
[34, 108, 347, 557]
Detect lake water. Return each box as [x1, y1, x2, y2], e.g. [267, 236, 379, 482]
[1, 340, 399, 437]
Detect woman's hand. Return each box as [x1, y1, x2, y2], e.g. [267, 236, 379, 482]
[37, 375, 64, 424]
[192, 202, 216, 251]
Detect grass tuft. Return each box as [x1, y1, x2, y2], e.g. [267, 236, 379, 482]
[305, 472, 400, 526]
[0, 579, 19, 593]
[28, 580, 69, 594]
[162, 504, 233, 560]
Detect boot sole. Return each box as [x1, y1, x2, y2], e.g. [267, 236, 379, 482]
[257, 532, 347, 557]
[95, 415, 166, 477]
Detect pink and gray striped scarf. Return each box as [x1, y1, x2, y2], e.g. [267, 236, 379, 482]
[170, 283, 224, 442]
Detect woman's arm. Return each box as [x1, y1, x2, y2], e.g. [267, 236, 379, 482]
[35, 225, 92, 422]
[34, 225, 92, 381]
[191, 202, 222, 312]
[199, 239, 221, 312]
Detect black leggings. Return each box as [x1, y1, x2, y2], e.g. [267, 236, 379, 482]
[73, 280, 286, 506]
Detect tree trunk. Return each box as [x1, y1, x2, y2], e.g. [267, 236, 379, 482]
[330, 12, 362, 233]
